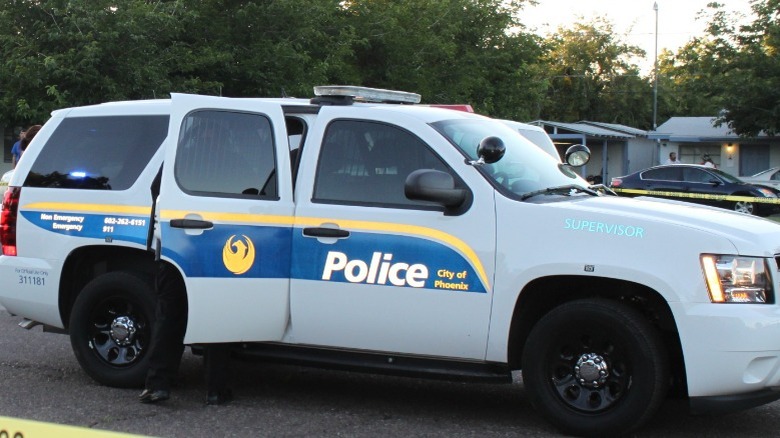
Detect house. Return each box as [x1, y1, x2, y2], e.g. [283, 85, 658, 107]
[530, 120, 656, 184]
[648, 117, 780, 177]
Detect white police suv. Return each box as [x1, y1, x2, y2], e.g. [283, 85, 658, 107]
[2, 86, 780, 436]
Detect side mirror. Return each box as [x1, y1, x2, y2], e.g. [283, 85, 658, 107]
[476, 136, 505, 164]
[564, 144, 590, 167]
[405, 169, 466, 208]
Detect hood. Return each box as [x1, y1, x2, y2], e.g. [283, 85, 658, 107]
[548, 194, 780, 257]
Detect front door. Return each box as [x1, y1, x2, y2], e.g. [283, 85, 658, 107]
[158, 94, 293, 343]
[289, 108, 496, 360]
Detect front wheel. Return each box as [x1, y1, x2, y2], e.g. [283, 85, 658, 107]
[522, 298, 669, 437]
[69, 271, 156, 388]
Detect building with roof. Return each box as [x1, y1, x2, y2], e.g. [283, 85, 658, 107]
[530, 120, 656, 184]
[648, 117, 780, 177]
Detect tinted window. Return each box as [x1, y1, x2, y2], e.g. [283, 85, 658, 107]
[642, 167, 681, 181]
[683, 168, 715, 183]
[25, 115, 168, 190]
[175, 110, 277, 198]
[314, 120, 450, 207]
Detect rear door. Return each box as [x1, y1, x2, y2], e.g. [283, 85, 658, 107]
[158, 94, 293, 343]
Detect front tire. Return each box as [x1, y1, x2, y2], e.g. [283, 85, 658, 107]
[69, 271, 156, 388]
[522, 298, 668, 437]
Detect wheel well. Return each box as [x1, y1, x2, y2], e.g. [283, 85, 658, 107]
[59, 246, 157, 330]
[508, 275, 688, 397]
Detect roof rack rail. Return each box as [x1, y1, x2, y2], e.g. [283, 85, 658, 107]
[312, 85, 421, 105]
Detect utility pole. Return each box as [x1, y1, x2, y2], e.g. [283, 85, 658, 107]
[653, 2, 660, 165]
[653, 2, 659, 132]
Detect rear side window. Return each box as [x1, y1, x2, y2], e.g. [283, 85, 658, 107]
[25, 115, 169, 190]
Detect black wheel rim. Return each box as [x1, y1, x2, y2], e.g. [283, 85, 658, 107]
[85, 294, 150, 367]
[546, 330, 631, 413]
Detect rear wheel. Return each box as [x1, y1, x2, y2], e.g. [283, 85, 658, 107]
[522, 298, 668, 437]
[69, 271, 156, 388]
[733, 200, 755, 215]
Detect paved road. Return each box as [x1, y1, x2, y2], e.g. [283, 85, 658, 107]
[2, 305, 780, 437]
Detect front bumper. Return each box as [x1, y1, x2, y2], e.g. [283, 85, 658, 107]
[673, 302, 780, 402]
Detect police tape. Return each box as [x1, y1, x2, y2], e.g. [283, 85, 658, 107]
[0, 416, 142, 438]
[612, 188, 780, 204]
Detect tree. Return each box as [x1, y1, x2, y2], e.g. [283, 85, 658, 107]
[660, 0, 780, 136]
[539, 17, 654, 128]
[0, 0, 198, 125]
[717, 0, 780, 135]
[341, 0, 546, 120]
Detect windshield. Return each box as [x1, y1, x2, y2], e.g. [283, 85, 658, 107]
[432, 119, 588, 197]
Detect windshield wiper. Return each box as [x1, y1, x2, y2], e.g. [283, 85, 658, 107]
[520, 184, 598, 201]
[588, 183, 617, 196]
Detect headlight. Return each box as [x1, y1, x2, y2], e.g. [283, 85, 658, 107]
[701, 255, 773, 303]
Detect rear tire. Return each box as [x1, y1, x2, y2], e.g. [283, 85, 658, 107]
[522, 298, 668, 437]
[69, 271, 156, 388]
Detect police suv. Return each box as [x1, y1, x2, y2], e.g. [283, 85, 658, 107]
[2, 86, 780, 437]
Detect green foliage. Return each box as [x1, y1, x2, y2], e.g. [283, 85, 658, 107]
[341, 0, 545, 120]
[2, 0, 775, 136]
[539, 18, 653, 128]
[660, 0, 780, 136]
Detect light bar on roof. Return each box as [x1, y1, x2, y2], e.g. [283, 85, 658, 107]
[314, 85, 421, 104]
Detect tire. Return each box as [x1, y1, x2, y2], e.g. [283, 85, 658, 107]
[522, 298, 669, 437]
[69, 271, 156, 388]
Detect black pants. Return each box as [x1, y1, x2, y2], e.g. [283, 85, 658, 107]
[204, 343, 232, 393]
[144, 263, 188, 391]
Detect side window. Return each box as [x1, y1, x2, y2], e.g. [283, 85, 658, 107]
[175, 110, 277, 198]
[24, 115, 168, 190]
[313, 120, 450, 207]
[642, 167, 680, 181]
[683, 168, 713, 183]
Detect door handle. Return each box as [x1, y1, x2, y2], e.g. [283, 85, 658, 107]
[170, 219, 213, 229]
[303, 227, 350, 238]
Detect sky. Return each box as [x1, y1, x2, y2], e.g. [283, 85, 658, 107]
[518, 0, 754, 74]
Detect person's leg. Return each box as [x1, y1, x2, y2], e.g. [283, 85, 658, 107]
[140, 263, 187, 403]
[205, 343, 233, 405]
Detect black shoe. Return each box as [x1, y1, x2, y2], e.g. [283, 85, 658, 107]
[206, 389, 233, 406]
[139, 388, 170, 404]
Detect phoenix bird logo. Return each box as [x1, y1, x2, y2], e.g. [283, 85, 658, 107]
[222, 234, 255, 275]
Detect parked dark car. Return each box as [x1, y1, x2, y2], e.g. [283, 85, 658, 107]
[610, 164, 780, 216]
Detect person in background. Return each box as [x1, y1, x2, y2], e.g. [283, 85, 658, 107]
[11, 129, 26, 168]
[665, 151, 681, 164]
[701, 155, 716, 168]
[19, 125, 42, 157]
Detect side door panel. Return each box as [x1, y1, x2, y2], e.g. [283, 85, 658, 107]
[158, 94, 293, 343]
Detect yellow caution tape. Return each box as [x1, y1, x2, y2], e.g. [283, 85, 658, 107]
[612, 188, 780, 204]
[0, 416, 145, 438]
